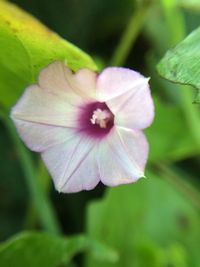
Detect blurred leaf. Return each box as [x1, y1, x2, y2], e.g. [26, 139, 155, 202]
[0, 231, 118, 267]
[165, 243, 188, 267]
[86, 172, 200, 267]
[0, 1, 96, 109]
[157, 27, 200, 103]
[145, 97, 198, 162]
[135, 241, 188, 267]
[178, 0, 200, 12]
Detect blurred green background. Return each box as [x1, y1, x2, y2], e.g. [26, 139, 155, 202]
[1, 0, 200, 266]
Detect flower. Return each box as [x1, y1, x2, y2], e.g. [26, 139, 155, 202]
[11, 61, 154, 193]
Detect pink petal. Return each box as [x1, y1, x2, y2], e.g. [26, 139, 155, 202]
[97, 127, 147, 186]
[107, 79, 154, 130]
[41, 134, 99, 193]
[12, 119, 75, 152]
[96, 67, 148, 101]
[11, 85, 81, 128]
[39, 61, 96, 101]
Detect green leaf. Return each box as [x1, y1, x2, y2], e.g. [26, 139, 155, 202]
[86, 172, 200, 267]
[157, 27, 200, 103]
[0, 1, 97, 109]
[0, 231, 118, 267]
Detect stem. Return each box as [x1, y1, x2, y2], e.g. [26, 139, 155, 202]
[0, 109, 61, 234]
[24, 161, 52, 229]
[110, 3, 150, 66]
[24, 201, 37, 230]
[155, 163, 200, 211]
[161, 0, 185, 45]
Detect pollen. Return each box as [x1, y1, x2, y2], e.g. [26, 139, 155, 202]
[90, 108, 113, 128]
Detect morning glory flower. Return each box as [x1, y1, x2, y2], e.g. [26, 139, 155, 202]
[11, 61, 154, 193]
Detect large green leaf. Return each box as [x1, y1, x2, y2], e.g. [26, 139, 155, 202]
[157, 27, 200, 103]
[0, 231, 118, 267]
[0, 1, 96, 109]
[144, 3, 200, 161]
[86, 172, 200, 267]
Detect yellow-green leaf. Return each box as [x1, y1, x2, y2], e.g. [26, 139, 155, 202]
[0, 1, 97, 108]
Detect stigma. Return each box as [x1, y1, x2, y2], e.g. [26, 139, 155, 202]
[90, 108, 113, 128]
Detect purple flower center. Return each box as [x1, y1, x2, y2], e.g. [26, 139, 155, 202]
[78, 102, 114, 138]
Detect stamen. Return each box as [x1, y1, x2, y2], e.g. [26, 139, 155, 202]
[90, 108, 112, 128]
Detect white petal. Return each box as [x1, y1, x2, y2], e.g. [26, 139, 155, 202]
[11, 85, 81, 128]
[74, 68, 97, 99]
[97, 127, 146, 186]
[116, 126, 149, 170]
[39, 61, 75, 94]
[96, 67, 148, 101]
[107, 81, 154, 130]
[41, 134, 99, 193]
[12, 119, 75, 152]
[39, 61, 96, 102]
